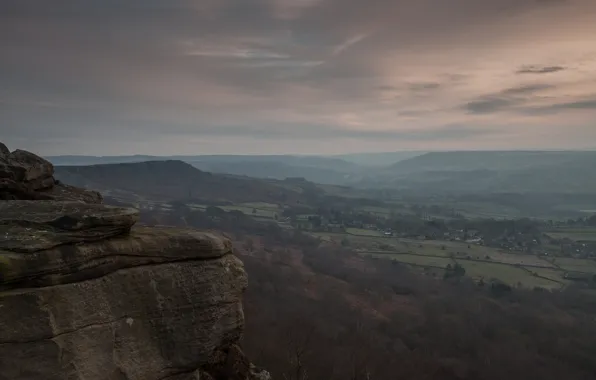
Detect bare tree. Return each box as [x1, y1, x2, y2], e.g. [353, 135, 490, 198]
[281, 319, 316, 380]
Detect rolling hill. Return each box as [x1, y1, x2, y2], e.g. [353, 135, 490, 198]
[48, 154, 363, 185]
[188, 160, 358, 185]
[54, 160, 308, 204]
[332, 151, 426, 166]
[367, 151, 596, 194]
[387, 151, 596, 173]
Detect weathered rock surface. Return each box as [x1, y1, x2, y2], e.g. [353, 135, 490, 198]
[0, 201, 139, 254]
[0, 142, 269, 380]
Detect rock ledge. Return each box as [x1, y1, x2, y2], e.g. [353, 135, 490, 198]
[0, 143, 269, 380]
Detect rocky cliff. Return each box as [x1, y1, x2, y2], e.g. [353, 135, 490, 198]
[0, 143, 269, 380]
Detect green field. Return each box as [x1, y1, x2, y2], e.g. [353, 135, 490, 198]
[553, 258, 596, 273]
[379, 200, 514, 219]
[366, 250, 564, 289]
[219, 202, 281, 219]
[397, 240, 456, 257]
[546, 228, 596, 242]
[310, 232, 399, 250]
[346, 228, 385, 237]
[179, 202, 595, 290]
[315, 232, 557, 268]
[421, 200, 523, 220]
[398, 239, 514, 260]
[357, 206, 393, 217]
[241, 202, 281, 209]
[312, 230, 581, 290]
[314, 232, 504, 257]
[172, 200, 596, 290]
[184, 201, 283, 220]
[368, 252, 453, 268]
[529, 267, 568, 283]
[455, 261, 561, 289]
[479, 251, 556, 268]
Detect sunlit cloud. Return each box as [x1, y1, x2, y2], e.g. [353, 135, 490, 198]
[331, 33, 371, 56]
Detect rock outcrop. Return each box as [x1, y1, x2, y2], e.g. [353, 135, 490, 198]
[0, 143, 269, 380]
[0, 145, 102, 203]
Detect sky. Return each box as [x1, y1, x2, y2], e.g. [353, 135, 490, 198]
[1, 0, 596, 156]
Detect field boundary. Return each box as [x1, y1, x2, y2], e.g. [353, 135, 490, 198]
[363, 250, 559, 270]
[517, 266, 565, 285]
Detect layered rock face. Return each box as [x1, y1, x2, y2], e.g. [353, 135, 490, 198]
[0, 143, 269, 380]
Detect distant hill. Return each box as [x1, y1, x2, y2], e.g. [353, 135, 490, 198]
[188, 160, 359, 185]
[370, 151, 596, 194]
[332, 151, 426, 166]
[48, 154, 363, 185]
[47, 155, 162, 166]
[190, 155, 357, 172]
[50, 151, 596, 195]
[388, 151, 596, 173]
[54, 160, 306, 204]
[48, 154, 356, 169]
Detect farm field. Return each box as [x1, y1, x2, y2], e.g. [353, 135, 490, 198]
[312, 230, 582, 289]
[313, 232, 500, 257]
[546, 227, 596, 242]
[173, 202, 594, 290]
[454, 260, 562, 289]
[397, 240, 457, 257]
[357, 206, 393, 217]
[395, 239, 527, 262]
[366, 249, 564, 289]
[553, 257, 596, 273]
[184, 202, 282, 219]
[310, 232, 399, 249]
[346, 228, 385, 237]
[528, 267, 568, 283]
[367, 252, 453, 268]
[420, 200, 523, 220]
[220, 202, 281, 218]
[478, 251, 556, 268]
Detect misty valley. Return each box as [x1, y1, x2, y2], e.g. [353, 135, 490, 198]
[28, 150, 596, 379]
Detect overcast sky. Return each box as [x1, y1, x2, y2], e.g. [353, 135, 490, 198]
[1, 0, 595, 155]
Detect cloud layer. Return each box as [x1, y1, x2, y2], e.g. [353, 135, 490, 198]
[1, 0, 595, 155]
